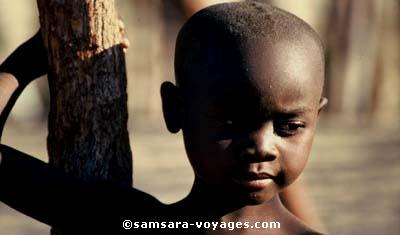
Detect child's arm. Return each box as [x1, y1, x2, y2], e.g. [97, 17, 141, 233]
[0, 144, 162, 232]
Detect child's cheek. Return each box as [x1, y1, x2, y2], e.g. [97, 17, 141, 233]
[281, 132, 315, 184]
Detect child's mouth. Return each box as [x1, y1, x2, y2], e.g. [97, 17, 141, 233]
[231, 172, 275, 190]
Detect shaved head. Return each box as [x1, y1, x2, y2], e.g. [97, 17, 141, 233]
[174, 1, 325, 94]
[162, 2, 328, 206]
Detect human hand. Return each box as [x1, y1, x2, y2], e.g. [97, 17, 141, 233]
[118, 18, 130, 53]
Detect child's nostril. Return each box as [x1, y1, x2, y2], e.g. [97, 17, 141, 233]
[239, 147, 277, 163]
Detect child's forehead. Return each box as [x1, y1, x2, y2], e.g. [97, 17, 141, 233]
[193, 39, 323, 94]
[191, 73, 320, 117]
[185, 40, 323, 115]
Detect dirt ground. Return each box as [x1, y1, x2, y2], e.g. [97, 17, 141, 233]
[0, 123, 399, 235]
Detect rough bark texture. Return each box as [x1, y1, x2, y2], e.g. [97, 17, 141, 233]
[36, 0, 132, 233]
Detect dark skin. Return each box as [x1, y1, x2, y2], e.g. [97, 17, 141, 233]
[162, 38, 327, 234]
[0, 31, 326, 234]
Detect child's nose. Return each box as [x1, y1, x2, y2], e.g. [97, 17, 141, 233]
[239, 123, 279, 162]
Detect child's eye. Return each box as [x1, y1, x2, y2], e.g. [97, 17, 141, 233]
[213, 119, 235, 140]
[212, 116, 234, 129]
[219, 119, 234, 130]
[274, 121, 305, 137]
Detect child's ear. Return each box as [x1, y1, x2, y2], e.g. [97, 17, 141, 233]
[318, 97, 328, 114]
[160, 81, 183, 133]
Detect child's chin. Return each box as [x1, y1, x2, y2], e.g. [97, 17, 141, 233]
[244, 191, 275, 205]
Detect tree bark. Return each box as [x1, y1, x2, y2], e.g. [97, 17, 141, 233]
[36, 0, 132, 234]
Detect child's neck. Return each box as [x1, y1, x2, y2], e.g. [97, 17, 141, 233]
[170, 179, 318, 235]
[175, 178, 288, 221]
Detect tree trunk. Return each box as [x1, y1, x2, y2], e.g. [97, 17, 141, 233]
[36, 0, 132, 234]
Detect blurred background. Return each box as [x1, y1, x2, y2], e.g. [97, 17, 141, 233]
[0, 0, 399, 234]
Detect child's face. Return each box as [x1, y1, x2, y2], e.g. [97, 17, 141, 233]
[165, 40, 325, 205]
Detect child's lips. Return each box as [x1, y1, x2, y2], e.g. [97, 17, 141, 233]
[231, 171, 275, 190]
[233, 178, 274, 190]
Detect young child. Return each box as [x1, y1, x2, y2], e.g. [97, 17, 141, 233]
[0, 2, 327, 234]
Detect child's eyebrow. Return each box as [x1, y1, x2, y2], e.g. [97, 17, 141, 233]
[272, 107, 313, 116]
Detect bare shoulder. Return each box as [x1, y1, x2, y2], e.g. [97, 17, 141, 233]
[280, 210, 325, 235]
[296, 222, 326, 235]
[301, 232, 326, 235]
